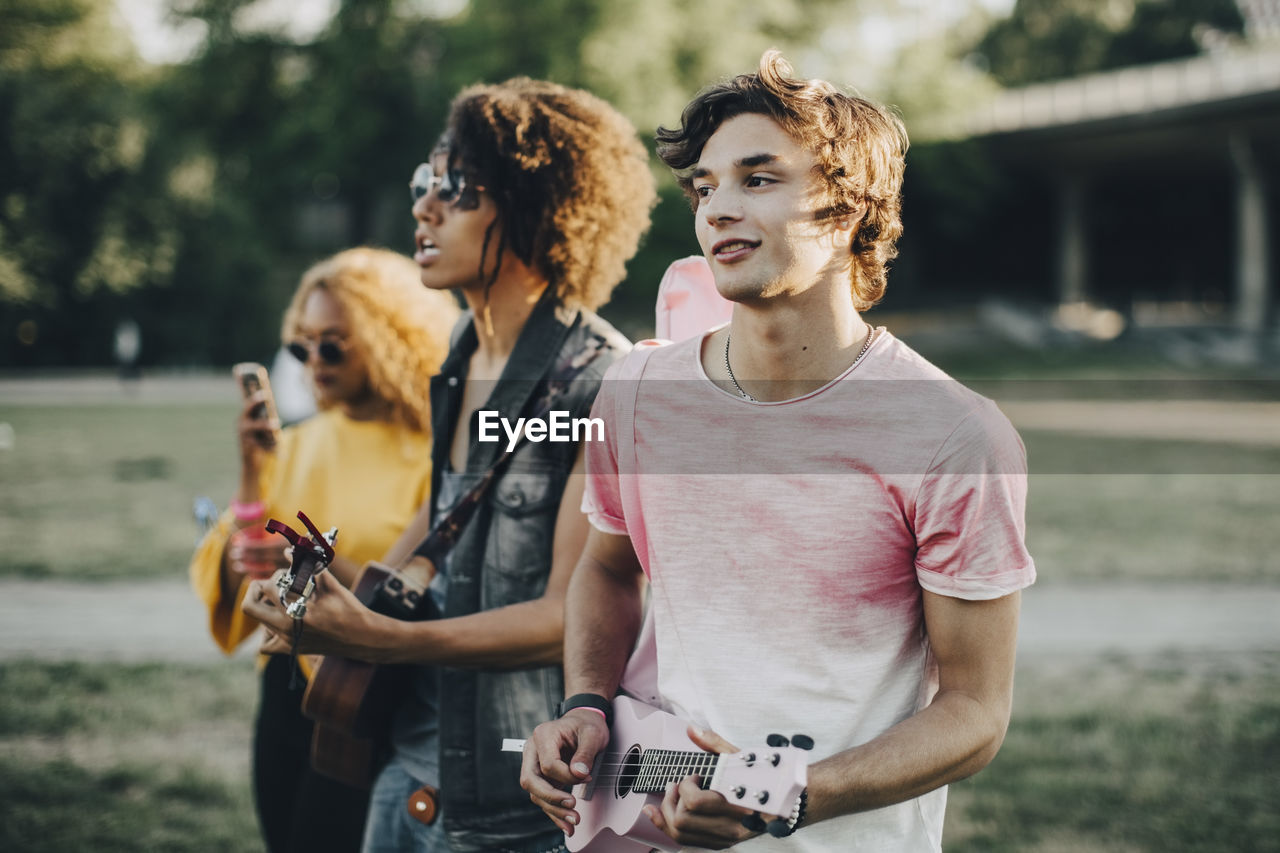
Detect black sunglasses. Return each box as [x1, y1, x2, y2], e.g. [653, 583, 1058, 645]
[287, 339, 346, 366]
[409, 162, 480, 206]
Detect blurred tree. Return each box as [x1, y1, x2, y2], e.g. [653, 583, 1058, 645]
[576, 0, 832, 134]
[2, 0, 865, 364]
[428, 0, 840, 132]
[973, 0, 1245, 87]
[879, 3, 1001, 126]
[971, 0, 1121, 86]
[398, 0, 852, 336]
[139, 0, 452, 364]
[1105, 0, 1245, 68]
[0, 0, 186, 365]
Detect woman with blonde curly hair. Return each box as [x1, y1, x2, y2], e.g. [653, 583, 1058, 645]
[190, 246, 459, 853]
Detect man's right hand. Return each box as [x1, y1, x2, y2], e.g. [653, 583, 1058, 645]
[519, 709, 611, 837]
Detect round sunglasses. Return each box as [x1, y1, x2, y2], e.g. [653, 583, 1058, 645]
[409, 162, 481, 206]
[286, 338, 347, 366]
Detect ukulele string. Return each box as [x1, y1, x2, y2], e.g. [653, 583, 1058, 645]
[581, 757, 723, 781]
[588, 758, 720, 770]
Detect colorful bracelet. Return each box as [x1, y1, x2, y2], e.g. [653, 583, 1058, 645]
[230, 499, 266, 522]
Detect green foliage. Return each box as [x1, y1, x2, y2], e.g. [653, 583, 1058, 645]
[1108, 0, 1246, 67]
[973, 0, 1245, 87]
[572, 0, 832, 135]
[0, 0, 185, 365]
[2, 0, 852, 367]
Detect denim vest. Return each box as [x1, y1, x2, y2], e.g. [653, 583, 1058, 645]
[427, 294, 628, 849]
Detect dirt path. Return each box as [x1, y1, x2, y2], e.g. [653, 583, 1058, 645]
[2, 579, 1277, 663]
[0, 579, 255, 662]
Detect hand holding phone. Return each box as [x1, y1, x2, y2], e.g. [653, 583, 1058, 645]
[233, 362, 280, 453]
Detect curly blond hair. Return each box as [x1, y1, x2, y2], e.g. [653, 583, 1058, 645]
[441, 78, 656, 311]
[281, 247, 460, 433]
[657, 50, 909, 310]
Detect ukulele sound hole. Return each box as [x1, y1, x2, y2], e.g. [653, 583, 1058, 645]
[615, 745, 642, 798]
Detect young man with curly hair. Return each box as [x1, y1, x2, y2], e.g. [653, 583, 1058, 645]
[521, 52, 1035, 851]
[244, 78, 655, 852]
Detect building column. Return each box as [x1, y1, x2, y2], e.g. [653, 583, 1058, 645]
[1229, 133, 1271, 335]
[1056, 173, 1088, 305]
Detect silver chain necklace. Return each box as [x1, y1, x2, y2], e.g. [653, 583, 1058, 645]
[724, 325, 877, 403]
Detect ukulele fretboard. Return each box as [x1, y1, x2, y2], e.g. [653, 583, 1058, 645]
[632, 749, 718, 795]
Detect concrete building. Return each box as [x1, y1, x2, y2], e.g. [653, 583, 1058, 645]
[929, 46, 1280, 339]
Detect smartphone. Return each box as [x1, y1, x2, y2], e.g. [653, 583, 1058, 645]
[232, 362, 280, 447]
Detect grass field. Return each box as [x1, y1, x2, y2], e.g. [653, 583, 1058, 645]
[0, 661, 261, 853]
[2, 392, 1277, 584]
[0, 402, 238, 580]
[946, 653, 1280, 853]
[1, 360, 1277, 850]
[2, 655, 1276, 852]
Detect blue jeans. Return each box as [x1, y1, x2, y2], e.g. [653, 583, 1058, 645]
[361, 756, 566, 853]
[362, 757, 445, 853]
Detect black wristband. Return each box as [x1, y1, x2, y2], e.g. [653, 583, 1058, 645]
[556, 693, 613, 727]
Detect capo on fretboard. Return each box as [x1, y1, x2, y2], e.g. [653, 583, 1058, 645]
[266, 511, 338, 615]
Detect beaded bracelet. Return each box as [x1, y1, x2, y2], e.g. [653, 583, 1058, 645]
[787, 788, 808, 833]
[765, 788, 808, 838]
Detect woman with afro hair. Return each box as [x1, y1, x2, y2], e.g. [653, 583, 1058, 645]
[243, 78, 656, 853]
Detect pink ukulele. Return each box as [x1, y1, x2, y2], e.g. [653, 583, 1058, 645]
[509, 696, 810, 852]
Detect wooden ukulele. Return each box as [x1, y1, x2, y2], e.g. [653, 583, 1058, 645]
[505, 696, 811, 852]
[301, 556, 440, 787]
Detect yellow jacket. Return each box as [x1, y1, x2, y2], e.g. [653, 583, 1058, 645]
[190, 409, 431, 655]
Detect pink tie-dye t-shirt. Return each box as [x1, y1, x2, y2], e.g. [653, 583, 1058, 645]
[582, 328, 1035, 852]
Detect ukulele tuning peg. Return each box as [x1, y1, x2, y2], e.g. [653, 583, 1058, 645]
[740, 813, 768, 833]
[791, 734, 815, 750]
[766, 818, 791, 838]
[766, 733, 790, 747]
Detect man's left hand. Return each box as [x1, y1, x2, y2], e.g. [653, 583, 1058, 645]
[241, 570, 395, 662]
[642, 726, 768, 849]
